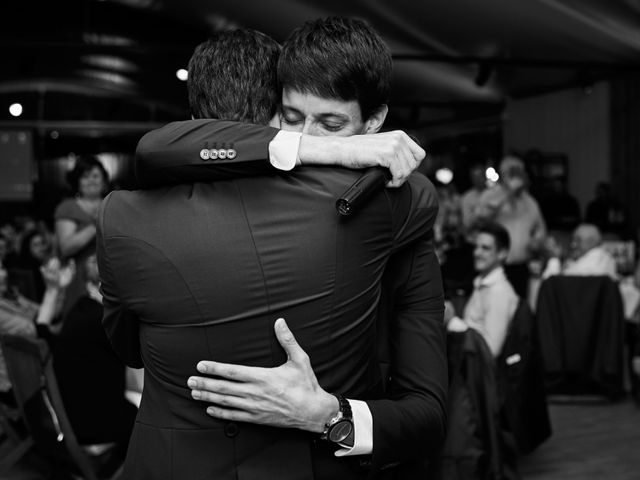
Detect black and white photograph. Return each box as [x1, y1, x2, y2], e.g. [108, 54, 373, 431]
[0, 1, 639, 479]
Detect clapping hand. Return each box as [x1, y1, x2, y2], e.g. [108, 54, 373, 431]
[40, 258, 76, 290]
[544, 236, 562, 258]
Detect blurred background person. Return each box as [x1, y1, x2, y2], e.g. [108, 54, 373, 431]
[54, 155, 110, 318]
[434, 180, 475, 299]
[540, 178, 581, 233]
[445, 221, 518, 357]
[434, 180, 462, 245]
[542, 223, 617, 279]
[0, 222, 20, 269]
[10, 229, 53, 302]
[0, 257, 74, 405]
[476, 155, 546, 298]
[460, 162, 488, 233]
[585, 182, 628, 239]
[0, 235, 9, 270]
[53, 253, 137, 459]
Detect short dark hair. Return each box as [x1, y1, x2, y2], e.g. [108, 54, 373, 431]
[19, 229, 48, 265]
[476, 221, 511, 253]
[188, 29, 281, 124]
[66, 155, 109, 194]
[278, 17, 392, 121]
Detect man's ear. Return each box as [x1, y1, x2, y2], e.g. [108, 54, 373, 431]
[498, 249, 509, 264]
[363, 104, 388, 134]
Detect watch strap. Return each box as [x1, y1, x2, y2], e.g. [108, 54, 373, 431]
[320, 394, 353, 442]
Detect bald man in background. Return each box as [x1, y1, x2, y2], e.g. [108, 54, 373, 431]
[543, 223, 617, 279]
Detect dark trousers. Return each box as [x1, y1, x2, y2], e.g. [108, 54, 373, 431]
[504, 262, 529, 299]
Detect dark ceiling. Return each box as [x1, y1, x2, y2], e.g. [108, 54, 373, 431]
[2, 0, 640, 138]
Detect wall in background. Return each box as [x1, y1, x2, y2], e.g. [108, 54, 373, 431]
[0, 130, 34, 201]
[610, 73, 640, 240]
[503, 82, 610, 214]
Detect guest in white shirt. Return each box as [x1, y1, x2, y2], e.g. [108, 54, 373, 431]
[542, 223, 617, 279]
[445, 222, 519, 357]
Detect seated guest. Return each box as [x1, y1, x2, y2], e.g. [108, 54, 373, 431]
[0, 236, 10, 274]
[0, 257, 73, 403]
[543, 223, 617, 279]
[11, 229, 53, 301]
[0, 222, 20, 267]
[445, 222, 518, 357]
[53, 254, 137, 453]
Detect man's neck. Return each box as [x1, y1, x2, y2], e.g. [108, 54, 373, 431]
[573, 246, 598, 262]
[478, 264, 502, 280]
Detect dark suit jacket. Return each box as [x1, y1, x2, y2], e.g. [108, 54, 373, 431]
[497, 299, 551, 454]
[135, 119, 281, 188]
[98, 121, 447, 479]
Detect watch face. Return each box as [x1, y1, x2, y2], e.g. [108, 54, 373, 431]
[328, 419, 353, 443]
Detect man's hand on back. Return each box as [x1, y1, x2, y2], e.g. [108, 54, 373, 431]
[187, 318, 338, 433]
[300, 130, 426, 188]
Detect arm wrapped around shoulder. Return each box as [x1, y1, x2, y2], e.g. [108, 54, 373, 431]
[135, 119, 280, 188]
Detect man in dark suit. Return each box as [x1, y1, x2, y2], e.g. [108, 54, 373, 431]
[98, 21, 445, 480]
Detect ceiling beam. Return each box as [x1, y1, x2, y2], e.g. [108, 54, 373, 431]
[392, 54, 640, 71]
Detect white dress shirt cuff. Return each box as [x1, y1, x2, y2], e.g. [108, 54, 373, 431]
[334, 399, 373, 457]
[268, 130, 302, 171]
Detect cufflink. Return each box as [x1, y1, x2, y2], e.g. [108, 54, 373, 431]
[200, 149, 209, 160]
[227, 149, 237, 159]
[209, 149, 219, 160]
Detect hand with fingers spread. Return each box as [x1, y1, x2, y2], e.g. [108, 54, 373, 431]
[40, 257, 76, 290]
[187, 318, 338, 433]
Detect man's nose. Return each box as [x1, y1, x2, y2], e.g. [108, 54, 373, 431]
[301, 122, 321, 136]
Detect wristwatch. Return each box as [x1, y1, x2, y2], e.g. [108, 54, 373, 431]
[320, 394, 353, 444]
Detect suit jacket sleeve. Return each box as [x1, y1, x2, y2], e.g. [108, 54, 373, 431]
[135, 119, 280, 188]
[386, 173, 439, 252]
[96, 194, 143, 368]
[367, 239, 448, 470]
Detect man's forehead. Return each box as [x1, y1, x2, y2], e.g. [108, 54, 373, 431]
[281, 88, 360, 117]
[476, 233, 496, 247]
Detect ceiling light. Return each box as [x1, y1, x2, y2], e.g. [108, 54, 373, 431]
[486, 167, 499, 183]
[436, 168, 453, 185]
[176, 69, 188, 81]
[9, 103, 22, 117]
[81, 55, 138, 73]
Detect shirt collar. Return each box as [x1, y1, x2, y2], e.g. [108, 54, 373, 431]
[474, 266, 507, 289]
